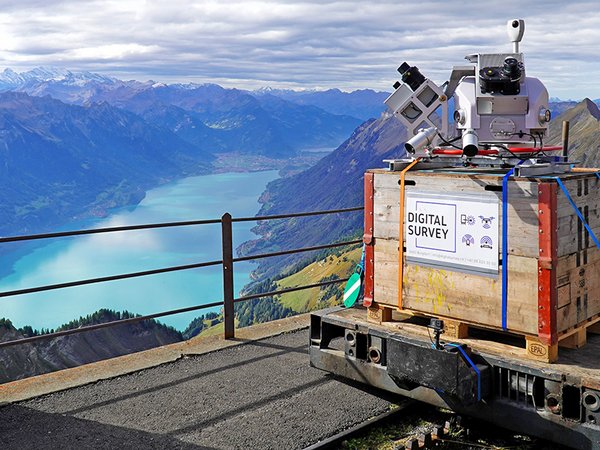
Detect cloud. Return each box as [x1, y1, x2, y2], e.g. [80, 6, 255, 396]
[0, 0, 598, 98]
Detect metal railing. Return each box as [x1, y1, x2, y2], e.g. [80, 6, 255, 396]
[0, 206, 363, 349]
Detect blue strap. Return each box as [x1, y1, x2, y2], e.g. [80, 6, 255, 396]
[555, 178, 600, 250]
[446, 343, 481, 402]
[595, 172, 600, 181]
[501, 168, 516, 331]
[355, 244, 366, 276]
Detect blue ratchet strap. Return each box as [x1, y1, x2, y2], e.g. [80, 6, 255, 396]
[501, 168, 516, 331]
[354, 244, 366, 277]
[445, 343, 481, 402]
[357, 244, 366, 298]
[358, 243, 366, 273]
[555, 177, 600, 250]
[595, 172, 600, 181]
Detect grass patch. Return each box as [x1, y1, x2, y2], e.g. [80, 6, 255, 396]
[276, 247, 362, 312]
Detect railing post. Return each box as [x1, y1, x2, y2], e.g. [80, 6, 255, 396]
[221, 213, 235, 339]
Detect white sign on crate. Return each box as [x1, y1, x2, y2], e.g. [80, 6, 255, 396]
[405, 191, 499, 274]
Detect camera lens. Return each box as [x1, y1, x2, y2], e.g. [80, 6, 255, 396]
[398, 62, 411, 75]
[503, 57, 520, 79]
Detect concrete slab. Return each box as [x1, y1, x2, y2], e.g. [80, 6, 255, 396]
[0, 328, 394, 450]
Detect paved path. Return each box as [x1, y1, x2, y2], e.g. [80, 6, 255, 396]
[0, 330, 393, 449]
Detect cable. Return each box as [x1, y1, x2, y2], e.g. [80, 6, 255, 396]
[426, 326, 436, 347]
[437, 132, 462, 150]
[494, 144, 521, 159]
[533, 133, 547, 157]
[509, 131, 552, 158]
[511, 131, 537, 148]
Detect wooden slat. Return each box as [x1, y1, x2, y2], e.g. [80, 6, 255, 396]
[556, 176, 600, 257]
[373, 237, 539, 334]
[556, 248, 600, 331]
[363, 172, 375, 307]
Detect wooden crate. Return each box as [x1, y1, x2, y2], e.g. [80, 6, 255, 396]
[363, 167, 600, 362]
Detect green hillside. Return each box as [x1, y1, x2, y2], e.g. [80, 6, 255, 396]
[276, 246, 362, 312]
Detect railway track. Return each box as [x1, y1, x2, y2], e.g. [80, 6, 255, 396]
[303, 401, 414, 450]
[304, 402, 568, 450]
[303, 401, 449, 450]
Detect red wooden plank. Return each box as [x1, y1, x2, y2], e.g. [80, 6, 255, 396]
[537, 181, 558, 345]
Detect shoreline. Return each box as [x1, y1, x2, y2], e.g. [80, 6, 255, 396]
[0, 149, 332, 332]
[0, 169, 282, 332]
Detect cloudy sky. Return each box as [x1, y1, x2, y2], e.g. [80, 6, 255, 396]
[0, 0, 598, 99]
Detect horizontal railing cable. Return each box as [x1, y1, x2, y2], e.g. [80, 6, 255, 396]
[234, 277, 350, 303]
[0, 259, 223, 298]
[0, 300, 224, 349]
[0, 218, 222, 244]
[0, 277, 352, 350]
[233, 239, 362, 262]
[0, 206, 364, 349]
[0, 207, 362, 244]
[232, 206, 363, 222]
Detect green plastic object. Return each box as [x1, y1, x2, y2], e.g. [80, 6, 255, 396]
[343, 272, 362, 307]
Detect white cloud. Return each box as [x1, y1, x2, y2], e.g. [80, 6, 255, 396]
[0, 0, 598, 98]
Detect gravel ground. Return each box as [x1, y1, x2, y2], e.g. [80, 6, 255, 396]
[0, 330, 393, 449]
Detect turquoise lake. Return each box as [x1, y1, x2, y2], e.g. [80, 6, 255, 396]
[0, 171, 280, 332]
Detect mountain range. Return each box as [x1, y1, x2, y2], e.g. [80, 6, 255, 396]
[251, 87, 389, 121]
[0, 68, 389, 120]
[0, 91, 213, 236]
[0, 68, 371, 156]
[0, 67, 389, 237]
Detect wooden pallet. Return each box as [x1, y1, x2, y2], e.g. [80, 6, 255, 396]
[365, 169, 600, 345]
[366, 304, 600, 363]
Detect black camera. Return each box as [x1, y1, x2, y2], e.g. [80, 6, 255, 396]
[479, 57, 522, 95]
[398, 62, 426, 92]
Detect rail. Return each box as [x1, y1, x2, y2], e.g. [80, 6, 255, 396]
[0, 206, 363, 348]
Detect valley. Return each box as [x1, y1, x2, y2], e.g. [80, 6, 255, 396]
[1, 66, 599, 385]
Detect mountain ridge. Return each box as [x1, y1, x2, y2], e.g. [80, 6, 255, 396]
[0, 91, 213, 236]
[0, 68, 373, 237]
[547, 98, 600, 166]
[0, 310, 182, 384]
[1, 67, 365, 159]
